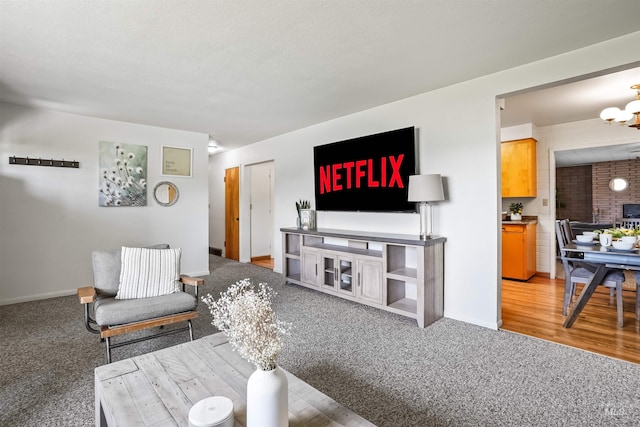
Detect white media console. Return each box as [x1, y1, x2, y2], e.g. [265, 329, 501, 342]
[281, 227, 445, 327]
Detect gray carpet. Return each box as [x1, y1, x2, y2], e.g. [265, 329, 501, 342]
[1, 255, 640, 426]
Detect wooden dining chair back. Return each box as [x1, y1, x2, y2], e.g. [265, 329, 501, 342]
[555, 219, 625, 326]
[557, 219, 573, 247]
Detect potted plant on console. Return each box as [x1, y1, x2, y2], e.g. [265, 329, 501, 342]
[295, 199, 315, 230]
[509, 202, 523, 221]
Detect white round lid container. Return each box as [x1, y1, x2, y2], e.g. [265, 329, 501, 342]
[188, 396, 234, 427]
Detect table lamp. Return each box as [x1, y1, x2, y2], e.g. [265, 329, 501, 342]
[408, 174, 445, 239]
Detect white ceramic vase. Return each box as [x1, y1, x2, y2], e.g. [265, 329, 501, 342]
[510, 212, 522, 221]
[246, 365, 288, 427]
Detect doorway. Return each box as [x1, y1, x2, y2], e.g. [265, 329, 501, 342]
[248, 161, 275, 269]
[498, 66, 640, 359]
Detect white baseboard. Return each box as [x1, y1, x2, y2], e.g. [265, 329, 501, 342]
[444, 312, 500, 330]
[0, 289, 77, 306]
[0, 271, 211, 306]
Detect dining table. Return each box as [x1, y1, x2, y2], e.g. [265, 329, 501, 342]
[562, 241, 640, 328]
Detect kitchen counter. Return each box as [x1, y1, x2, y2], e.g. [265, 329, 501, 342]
[502, 215, 538, 225]
[502, 219, 538, 225]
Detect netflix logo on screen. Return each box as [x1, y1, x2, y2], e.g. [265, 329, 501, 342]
[313, 127, 417, 212]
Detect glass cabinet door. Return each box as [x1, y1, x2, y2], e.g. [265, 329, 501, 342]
[337, 257, 355, 295]
[321, 256, 336, 290]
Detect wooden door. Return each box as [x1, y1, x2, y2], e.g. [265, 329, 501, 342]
[225, 167, 240, 260]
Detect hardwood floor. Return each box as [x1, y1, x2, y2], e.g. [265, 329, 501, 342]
[501, 275, 640, 364]
[250, 256, 274, 270]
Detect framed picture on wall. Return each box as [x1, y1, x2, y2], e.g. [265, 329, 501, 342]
[161, 145, 192, 177]
[98, 141, 148, 207]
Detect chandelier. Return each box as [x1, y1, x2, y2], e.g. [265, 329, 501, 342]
[600, 84, 640, 129]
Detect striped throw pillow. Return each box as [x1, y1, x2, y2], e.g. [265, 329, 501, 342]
[115, 247, 181, 300]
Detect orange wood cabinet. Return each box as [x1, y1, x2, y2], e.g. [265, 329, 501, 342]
[502, 222, 537, 281]
[501, 138, 537, 197]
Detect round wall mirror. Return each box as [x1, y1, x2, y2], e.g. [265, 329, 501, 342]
[609, 177, 628, 192]
[153, 181, 179, 206]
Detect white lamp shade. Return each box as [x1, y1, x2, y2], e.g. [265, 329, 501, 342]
[625, 99, 640, 115]
[600, 107, 620, 122]
[615, 109, 634, 123]
[408, 174, 444, 202]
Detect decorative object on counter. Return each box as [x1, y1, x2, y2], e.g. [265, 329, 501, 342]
[202, 279, 291, 427]
[300, 208, 315, 230]
[508, 202, 523, 221]
[9, 155, 79, 168]
[295, 199, 310, 229]
[98, 141, 147, 207]
[408, 174, 445, 239]
[599, 83, 640, 129]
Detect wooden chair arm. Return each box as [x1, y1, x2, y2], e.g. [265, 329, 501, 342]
[180, 275, 204, 287]
[78, 286, 97, 304]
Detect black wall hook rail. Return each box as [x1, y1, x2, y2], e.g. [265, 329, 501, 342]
[9, 156, 79, 168]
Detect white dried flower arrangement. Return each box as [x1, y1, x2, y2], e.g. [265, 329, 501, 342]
[202, 279, 290, 371]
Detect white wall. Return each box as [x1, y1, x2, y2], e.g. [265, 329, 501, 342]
[209, 33, 640, 329]
[0, 103, 210, 304]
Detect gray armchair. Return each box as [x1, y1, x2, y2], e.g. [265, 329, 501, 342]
[78, 244, 203, 363]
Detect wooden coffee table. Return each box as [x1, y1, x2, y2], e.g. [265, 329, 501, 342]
[95, 333, 375, 426]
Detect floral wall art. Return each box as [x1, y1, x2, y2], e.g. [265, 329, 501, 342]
[99, 141, 148, 207]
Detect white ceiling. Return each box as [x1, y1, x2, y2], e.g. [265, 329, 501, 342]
[1, 0, 639, 152]
[554, 141, 640, 167]
[500, 67, 640, 129]
[502, 66, 640, 167]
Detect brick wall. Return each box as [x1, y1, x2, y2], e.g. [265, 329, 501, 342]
[556, 165, 592, 222]
[557, 159, 640, 224]
[592, 159, 640, 223]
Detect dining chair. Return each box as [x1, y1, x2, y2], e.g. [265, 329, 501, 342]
[614, 218, 640, 229]
[555, 219, 625, 326]
[632, 272, 640, 321]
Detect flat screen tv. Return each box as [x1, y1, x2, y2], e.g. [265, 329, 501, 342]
[313, 126, 417, 212]
[623, 204, 640, 218]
